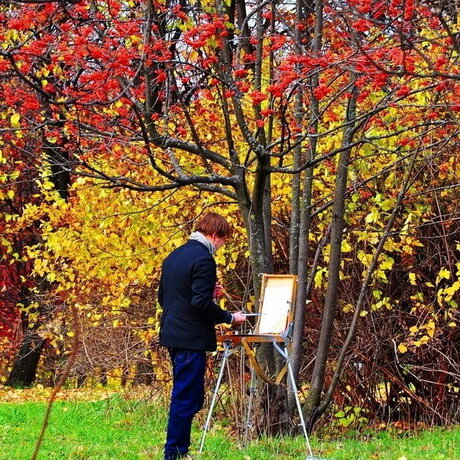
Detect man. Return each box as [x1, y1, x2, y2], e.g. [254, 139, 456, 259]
[159, 212, 246, 460]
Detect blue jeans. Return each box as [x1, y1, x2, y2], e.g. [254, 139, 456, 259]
[164, 348, 206, 459]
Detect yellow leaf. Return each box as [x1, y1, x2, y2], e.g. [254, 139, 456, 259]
[436, 268, 451, 284]
[398, 343, 408, 353]
[341, 240, 352, 252]
[10, 113, 20, 128]
[380, 257, 394, 271]
[426, 320, 435, 337]
[445, 281, 460, 298]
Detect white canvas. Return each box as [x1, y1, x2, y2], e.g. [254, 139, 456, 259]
[257, 275, 296, 335]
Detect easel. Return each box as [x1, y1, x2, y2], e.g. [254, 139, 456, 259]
[199, 274, 315, 459]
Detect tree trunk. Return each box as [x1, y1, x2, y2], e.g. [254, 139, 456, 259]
[304, 81, 358, 430]
[6, 330, 45, 387]
[288, 0, 323, 418]
[316, 140, 421, 417]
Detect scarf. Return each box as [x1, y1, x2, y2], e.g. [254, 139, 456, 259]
[189, 231, 216, 255]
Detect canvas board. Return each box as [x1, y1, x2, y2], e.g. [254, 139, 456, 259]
[257, 275, 297, 335]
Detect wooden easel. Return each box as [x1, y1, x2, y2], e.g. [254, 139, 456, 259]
[199, 274, 315, 459]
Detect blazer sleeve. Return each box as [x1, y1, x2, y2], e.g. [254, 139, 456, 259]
[190, 256, 233, 324]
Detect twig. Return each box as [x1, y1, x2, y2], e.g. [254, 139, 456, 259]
[31, 305, 80, 460]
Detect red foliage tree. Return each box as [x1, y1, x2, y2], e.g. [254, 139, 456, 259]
[1, 0, 459, 432]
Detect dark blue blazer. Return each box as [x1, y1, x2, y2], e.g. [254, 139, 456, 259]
[158, 240, 232, 351]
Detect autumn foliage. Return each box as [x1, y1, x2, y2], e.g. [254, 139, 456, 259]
[0, 0, 459, 432]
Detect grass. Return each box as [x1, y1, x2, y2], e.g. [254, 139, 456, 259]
[0, 394, 459, 459]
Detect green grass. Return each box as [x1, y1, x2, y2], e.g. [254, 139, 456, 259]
[0, 396, 459, 459]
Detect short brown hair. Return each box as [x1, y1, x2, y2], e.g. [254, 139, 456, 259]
[195, 212, 232, 238]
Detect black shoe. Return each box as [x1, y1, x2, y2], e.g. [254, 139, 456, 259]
[163, 455, 178, 460]
[164, 454, 191, 460]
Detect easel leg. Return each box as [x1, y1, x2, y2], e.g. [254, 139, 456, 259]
[273, 341, 314, 459]
[199, 341, 232, 454]
[243, 365, 256, 446]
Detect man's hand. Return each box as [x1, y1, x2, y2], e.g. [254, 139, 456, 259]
[232, 311, 246, 325]
[214, 283, 225, 299]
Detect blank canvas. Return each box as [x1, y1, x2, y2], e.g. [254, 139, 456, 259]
[257, 275, 296, 335]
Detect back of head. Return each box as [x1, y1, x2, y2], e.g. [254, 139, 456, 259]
[195, 212, 232, 238]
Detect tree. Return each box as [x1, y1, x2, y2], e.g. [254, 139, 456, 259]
[1, 0, 459, 432]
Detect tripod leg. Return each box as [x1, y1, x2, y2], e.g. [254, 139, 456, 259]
[199, 341, 232, 454]
[243, 365, 256, 447]
[285, 349, 314, 458]
[273, 341, 314, 459]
